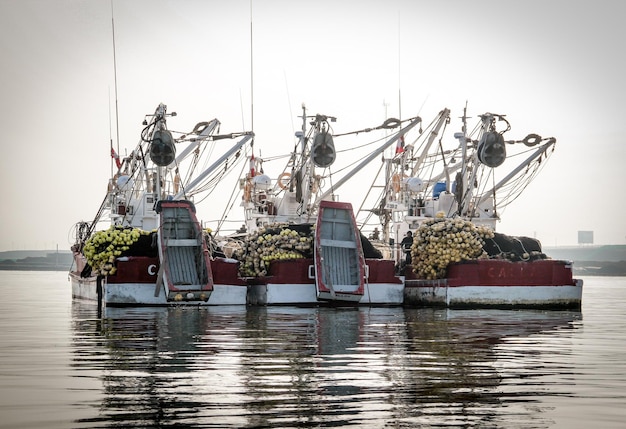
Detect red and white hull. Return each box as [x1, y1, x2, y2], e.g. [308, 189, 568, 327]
[404, 259, 583, 309]
[246, 258, 404, 306]
[71, 243, 582, 308]
[69, 255, 247, 306]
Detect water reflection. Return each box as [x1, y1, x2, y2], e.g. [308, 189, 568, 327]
[70, 302, 581, 428]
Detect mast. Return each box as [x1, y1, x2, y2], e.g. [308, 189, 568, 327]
[454, 102, 469, 215]
[294, 104, 308, 203]
[463, 112, 495, 217]
[154, 104, 167, 201]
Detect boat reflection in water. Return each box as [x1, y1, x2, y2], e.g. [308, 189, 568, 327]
[70, 302, 581, 427]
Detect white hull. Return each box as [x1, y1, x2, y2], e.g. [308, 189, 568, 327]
[69, 273, 247, 306]
[247, 282, 404, 306]
[72, 272, 581, 308]
[71, 274, 99, 302]
[363, 282, 404, 305]
[404, 279, 583, 308]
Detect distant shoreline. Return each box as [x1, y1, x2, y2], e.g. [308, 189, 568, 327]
[0, 250, 73, 272]
[1, 247, 624, 275]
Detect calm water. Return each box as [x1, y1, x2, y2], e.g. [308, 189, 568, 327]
[0, 272, 624, 428]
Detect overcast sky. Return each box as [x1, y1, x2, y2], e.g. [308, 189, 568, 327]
[0, 0, 624, 251]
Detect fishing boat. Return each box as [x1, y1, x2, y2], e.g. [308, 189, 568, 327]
[373, 107, 583, 309]
[233, 108, 409, 306]
[69, 103, 253, 307]
[231, 104, 582, 308]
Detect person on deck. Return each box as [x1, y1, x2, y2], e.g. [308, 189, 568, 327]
[401, 231, 413, 266]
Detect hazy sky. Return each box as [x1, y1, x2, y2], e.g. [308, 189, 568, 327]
[0, 0, 624, 251]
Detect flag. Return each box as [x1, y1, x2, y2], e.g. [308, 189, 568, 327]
[395, 134, 405, 154]
[111, 147, 122, 169]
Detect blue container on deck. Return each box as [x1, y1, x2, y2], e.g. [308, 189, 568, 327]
[433, 182, 446, 199]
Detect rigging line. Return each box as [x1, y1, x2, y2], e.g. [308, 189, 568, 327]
[181, 146, 200, 187]
[327, 166, 335, 199]
[189, 154, 236, 197]
[190, 170, 228, 203]
[192, 146, 247, 197]
[216, 149, 250, 234]
[494, 146, 553, 207]
[333, 116, 415, 137]
[474, 166, 488, 199]
[404, 113, 440, 154]
[191, 159, 228, 191]
[324, 151, 372, 176]
[199, 136, 218, 171]
[498, 179, 530, 210]
[355, 160, 386, 227]
[417, 94, 429, 116]
[183, 135, 216, 188]
[424, 152, 440, 195]
[334, 134, 388, 153]
[472, 166, 490, 212]
[259, 153, 291, 163]
[468, 121, 483, 139]
[498, 157, 547, 208]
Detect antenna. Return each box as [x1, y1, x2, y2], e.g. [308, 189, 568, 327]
[394, 12, 406, 157]
[110, 0, 120, 154]
[108, 90, 115, 177]
[397, 11, 402, 122]
[249, 0, 254, 138]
